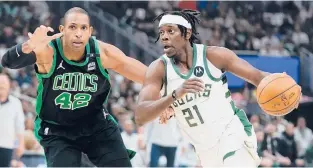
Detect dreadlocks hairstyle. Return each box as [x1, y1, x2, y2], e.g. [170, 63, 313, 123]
[154, 9, 201, 45]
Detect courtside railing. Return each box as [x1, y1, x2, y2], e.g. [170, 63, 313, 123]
[299, 47, 313, 94]
[83, 1, 159, 65]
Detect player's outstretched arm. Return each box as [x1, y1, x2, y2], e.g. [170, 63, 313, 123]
[98, 41, 147, 84]
[1, 25, 62, 70]
[135, 59, 174, 126]
[206, 47, 270, 87]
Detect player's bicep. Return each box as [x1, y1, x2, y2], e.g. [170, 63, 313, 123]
[138, 59, 165, 102]
[138, 83, 161, 102]
[97, 40, 125, 69]
[227, 55, 261, 83]
[219, 48, 268, 86]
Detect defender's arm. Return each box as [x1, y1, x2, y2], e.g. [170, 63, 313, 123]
[135, 59, 174, 126]
[98, 40, 147, 84]
[2, 25, 59, 74]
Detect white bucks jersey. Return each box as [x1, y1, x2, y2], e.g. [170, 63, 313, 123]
[160, 44, 252, 150]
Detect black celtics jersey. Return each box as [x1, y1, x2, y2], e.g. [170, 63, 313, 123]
[34, 37, 111, 126]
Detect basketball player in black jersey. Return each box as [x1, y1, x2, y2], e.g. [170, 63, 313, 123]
[1, 7, 147, 167]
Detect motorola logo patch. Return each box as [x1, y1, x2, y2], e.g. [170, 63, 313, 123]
[194, 66, 204, 77]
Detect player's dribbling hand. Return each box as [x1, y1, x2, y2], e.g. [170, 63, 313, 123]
[175, 78, 205, 99]
[26, 25, 63, 54]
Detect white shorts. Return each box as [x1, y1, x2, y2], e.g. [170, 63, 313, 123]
[195, 118, 261, 167]
[197, 143, 260, 167]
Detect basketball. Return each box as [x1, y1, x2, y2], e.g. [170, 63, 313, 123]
[256, 73, 301, 116]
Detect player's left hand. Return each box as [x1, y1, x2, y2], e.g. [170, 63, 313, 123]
[159, 107, 174, 124]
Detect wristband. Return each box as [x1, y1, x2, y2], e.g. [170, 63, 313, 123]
[16, 43, 36, 58]
[172, 90, 177, 100]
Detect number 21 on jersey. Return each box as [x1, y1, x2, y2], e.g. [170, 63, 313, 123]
[182, 105, 204, 127]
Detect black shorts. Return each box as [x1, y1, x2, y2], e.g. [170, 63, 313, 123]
[36, 113, 132, 167]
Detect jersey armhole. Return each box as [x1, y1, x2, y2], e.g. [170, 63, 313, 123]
[35, 42, 57, 79]
[160, 56, 167, 97]
[202, 45, 224, 82]
[92, 36, 110, 81]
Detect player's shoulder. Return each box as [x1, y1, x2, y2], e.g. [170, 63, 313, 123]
[149, 57, 166, 69]
[94, 39, 123, 56]
[94, 39, 107, 49]
[93, 38, 117, 49]
[203, 45, 237, 70]
[205, 45, 234, 56]
[145, 57, 166, 78]
[205, 45, 237, 62]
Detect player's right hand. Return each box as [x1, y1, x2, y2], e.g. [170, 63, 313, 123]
[26, 25, 63, 54]
[175, 78, 205, 99]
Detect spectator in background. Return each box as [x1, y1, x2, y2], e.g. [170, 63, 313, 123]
[15, 69, 32, 87]
[292, 24, 310, 46]
[147, 118, 181, 167]
[1, 26, 16, 48]
[277, 123, 305, 167]
[294, 117, 313, 158]
[276, 43, 291, 56]
[260, 123, 280, 166]
[250, 114, 264, 130]
[273, 116, 288, 134]
[304, 139, 313, 166]
[121, 119, 146, 167]
[0, 74, 24, 167]
[20, 130, 45, 167]
[176, 140, 198, 167]
[256, 127, 275, 167]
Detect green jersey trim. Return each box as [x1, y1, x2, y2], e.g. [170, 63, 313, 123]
[91, 36, 111, 105]
[224, 87, 252, 136]
[223, 150, 236, 162]
[35, 75, 44, 116]
[34, 116, 42, 141]
[160, 56, 168, 97]
[203, 45, 223, 82]
[36, 42, 57, 78]
[170, 43, 197, 79]
[229, 99, 252, 136]
[56, 38, 90, 66]
[92, 37, 109, 80]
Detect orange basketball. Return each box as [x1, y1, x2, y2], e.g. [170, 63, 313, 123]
[256, 73, 301, 116]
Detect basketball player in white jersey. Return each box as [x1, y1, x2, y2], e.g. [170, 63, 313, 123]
[135, 10, 301, 167]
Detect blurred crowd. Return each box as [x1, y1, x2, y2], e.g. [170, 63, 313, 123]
[1, 1, 313, 167]
[98, 1, 313, 56]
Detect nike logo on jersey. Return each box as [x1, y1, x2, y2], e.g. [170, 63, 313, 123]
[57, 60, 65, 70]
[194, 66, 204, 77]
